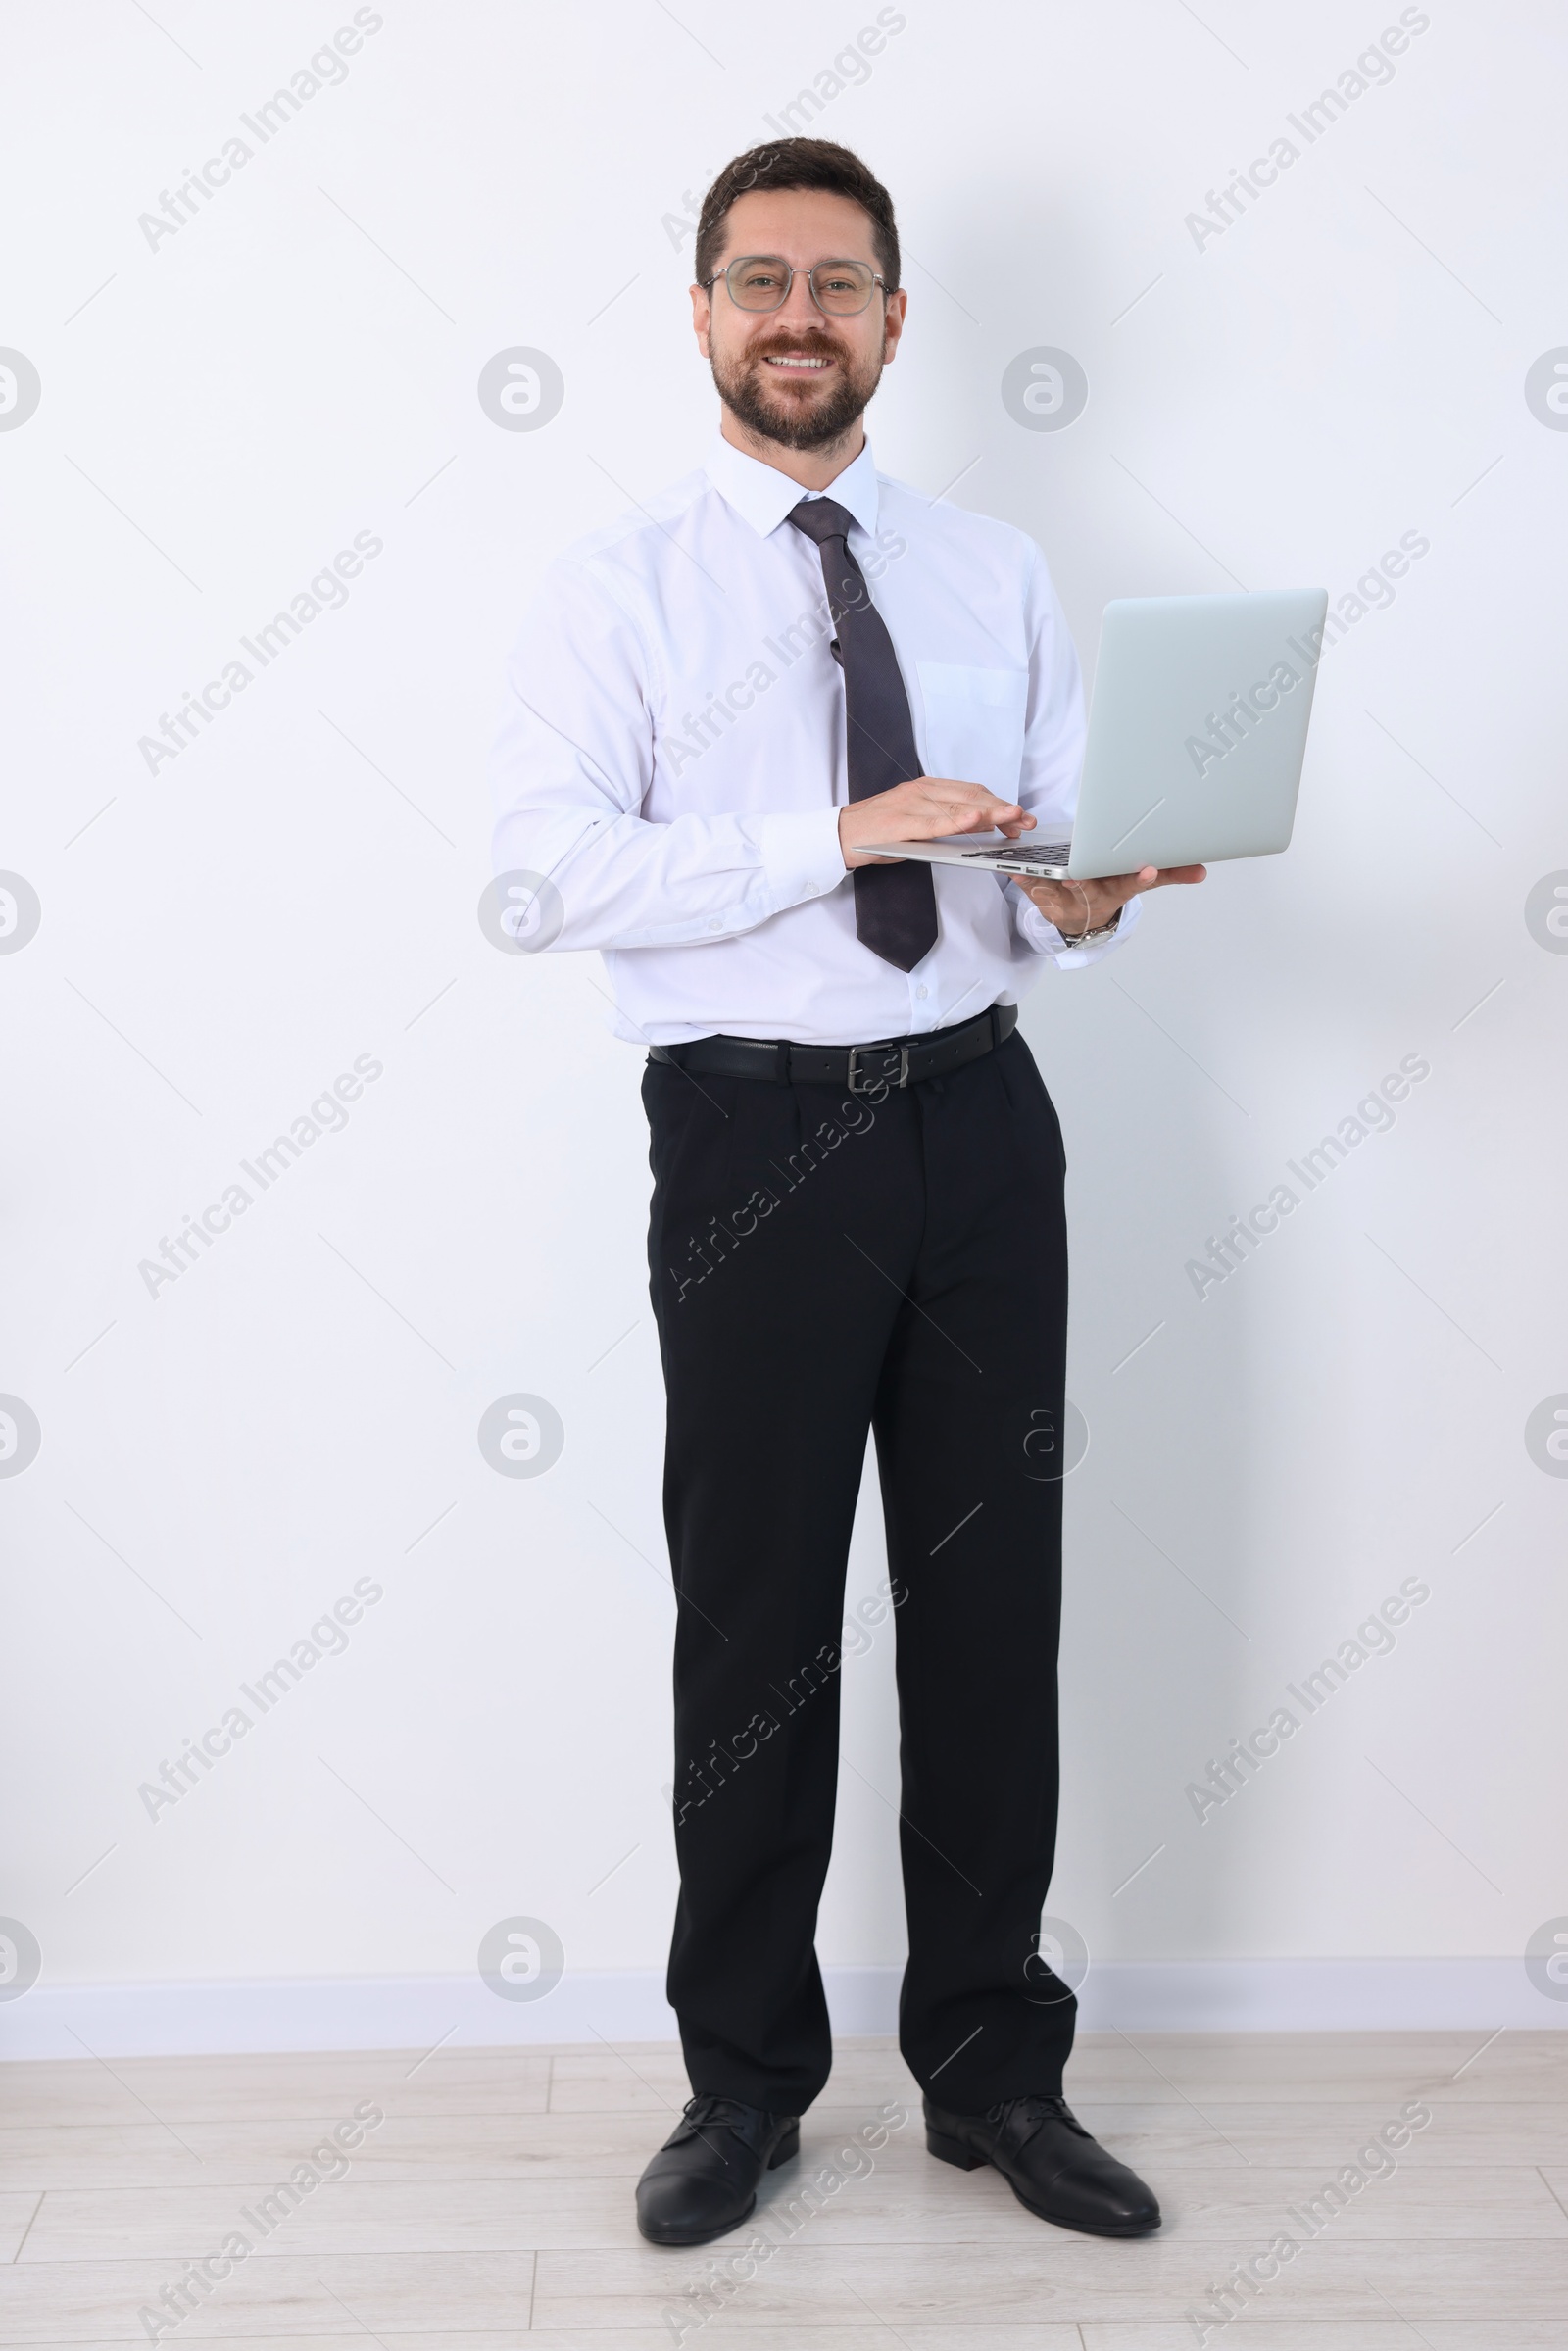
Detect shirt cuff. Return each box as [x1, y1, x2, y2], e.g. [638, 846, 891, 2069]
[758, 807, 849, 908]
[1015, 886, 1143, 965]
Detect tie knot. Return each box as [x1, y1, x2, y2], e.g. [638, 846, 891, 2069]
[787, 496, 854, 548]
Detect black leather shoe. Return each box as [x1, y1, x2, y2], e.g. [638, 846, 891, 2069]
[924, 2092, 1160, 2237]
[636, 2093, 801, 2246]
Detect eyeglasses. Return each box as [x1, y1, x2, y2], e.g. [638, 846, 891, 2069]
[702, 255, 888, 317]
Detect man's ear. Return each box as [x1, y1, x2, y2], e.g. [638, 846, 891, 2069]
[691, 284, 713, 358]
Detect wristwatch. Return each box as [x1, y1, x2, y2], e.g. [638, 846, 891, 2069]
[1061, 906, 1121, 948]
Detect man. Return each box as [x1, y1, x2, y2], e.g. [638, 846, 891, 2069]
[490, 137, 1203, 2249]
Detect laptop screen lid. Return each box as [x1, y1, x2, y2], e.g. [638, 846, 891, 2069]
[1066, 588, 1329, 878]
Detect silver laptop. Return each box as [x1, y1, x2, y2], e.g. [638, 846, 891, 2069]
[864, 588, 1330, 881]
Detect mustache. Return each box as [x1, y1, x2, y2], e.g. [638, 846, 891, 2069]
[748, 332, 845, 362]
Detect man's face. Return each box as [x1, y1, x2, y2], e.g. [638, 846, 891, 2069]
[692, 187, 906, 453]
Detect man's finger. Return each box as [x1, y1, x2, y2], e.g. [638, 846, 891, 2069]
[900, 801, 1029, 841]
[1096, 863, 1207, 894]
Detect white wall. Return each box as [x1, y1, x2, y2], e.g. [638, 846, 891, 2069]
[4, 0, 1566, 2053]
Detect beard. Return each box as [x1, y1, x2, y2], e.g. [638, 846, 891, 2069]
[710, 327, 883, 453]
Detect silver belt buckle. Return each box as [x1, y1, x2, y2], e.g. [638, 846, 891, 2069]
[847, 1043, 909, 1095]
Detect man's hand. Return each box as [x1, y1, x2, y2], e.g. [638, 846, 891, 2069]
[1010, 862, 1207, 938]
[838, 777, 1032, 869]
[835, 780, 1207, 933]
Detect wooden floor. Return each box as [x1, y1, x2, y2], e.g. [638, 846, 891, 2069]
[2, 2031, 1566, 2346]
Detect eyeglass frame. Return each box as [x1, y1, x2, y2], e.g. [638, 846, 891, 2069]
[700, 254, 892, 317]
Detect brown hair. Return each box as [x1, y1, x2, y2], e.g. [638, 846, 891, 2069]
[693, 138, 901, 294]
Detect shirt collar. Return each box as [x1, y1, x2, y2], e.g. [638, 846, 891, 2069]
[703, 431, 881, 542]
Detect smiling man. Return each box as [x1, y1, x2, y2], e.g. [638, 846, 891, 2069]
[490, 138, 1201, 2250]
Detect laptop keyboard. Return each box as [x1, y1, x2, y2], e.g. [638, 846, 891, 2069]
[959, 841, 1072, 866]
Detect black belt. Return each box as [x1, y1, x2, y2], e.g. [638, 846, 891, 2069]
[648, 1002, 1017, 1094]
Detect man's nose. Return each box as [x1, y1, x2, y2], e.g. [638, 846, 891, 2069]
[774, 268, 822, 328]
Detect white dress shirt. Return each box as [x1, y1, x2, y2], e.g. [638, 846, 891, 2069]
[488, 434, 1140, 1046]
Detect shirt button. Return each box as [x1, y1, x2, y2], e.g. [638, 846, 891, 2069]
[916, 985, 928, 999]
[708, 917, 723, 931]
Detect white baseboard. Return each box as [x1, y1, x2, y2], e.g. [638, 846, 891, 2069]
[2, 1958, 1561, 2059]
[1077, 1958, 1565, 2033]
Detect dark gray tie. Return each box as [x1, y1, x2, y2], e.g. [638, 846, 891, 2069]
[788, 496, 939, 972]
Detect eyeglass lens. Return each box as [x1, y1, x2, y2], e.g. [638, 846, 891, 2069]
[723, 257, 878, 315]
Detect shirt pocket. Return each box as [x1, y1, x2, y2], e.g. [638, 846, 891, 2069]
[914, 661, 1030, 795]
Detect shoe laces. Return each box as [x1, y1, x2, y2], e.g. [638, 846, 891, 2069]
[682, 2093, 760, 2131]
[677, 2092, 784, 2157]
[986, 2091, 1086, 2138]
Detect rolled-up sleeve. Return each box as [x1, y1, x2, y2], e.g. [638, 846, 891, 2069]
[1004, 545, 1141, 971]
[488, 561, 847, 951]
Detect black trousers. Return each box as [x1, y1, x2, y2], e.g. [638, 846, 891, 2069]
[642, 1025, 1078, 2117]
